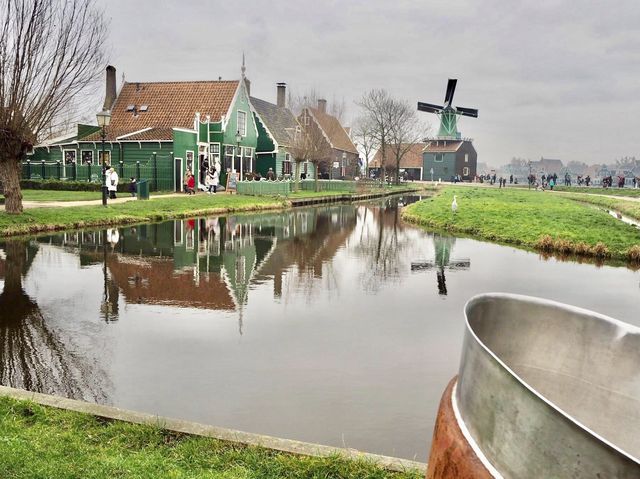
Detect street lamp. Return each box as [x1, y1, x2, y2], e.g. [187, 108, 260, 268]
[96, 109, 111, 206]
[235, 130, 242, 180]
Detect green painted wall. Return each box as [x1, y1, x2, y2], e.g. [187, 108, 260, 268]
[423, 152, 456, 181]
[173, 129, 198, 184]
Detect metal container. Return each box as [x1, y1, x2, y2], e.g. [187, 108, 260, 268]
[450, 293, 640, 478]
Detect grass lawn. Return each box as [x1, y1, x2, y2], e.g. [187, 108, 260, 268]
[0, 397, 420, 479]
[402, 186, 640, 261]
[1, 190, 177, 202]
[0, 194, 284, 237]
[554, 186, 640, 197]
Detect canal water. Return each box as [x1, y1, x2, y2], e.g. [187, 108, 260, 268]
[1, 195, 640, 462]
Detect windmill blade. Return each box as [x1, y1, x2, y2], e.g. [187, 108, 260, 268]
[456, 106, 478, 118]
[417, 102, 443, 114]
[444, 79, 457, 104]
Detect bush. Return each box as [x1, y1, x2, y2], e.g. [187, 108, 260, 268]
[591, 242, 611, 258]
[627, 245, 640, 262]
[21, 179, 130, 193]
[574, 242, 591, 256]
[535, 234, 554, 252]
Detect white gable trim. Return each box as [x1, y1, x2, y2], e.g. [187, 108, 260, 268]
[116, 127, 153, 140]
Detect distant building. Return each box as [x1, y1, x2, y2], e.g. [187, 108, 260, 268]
[368, 143, 426, 180]
[422, 139, 477, 181]
[529, 157, 564, 176]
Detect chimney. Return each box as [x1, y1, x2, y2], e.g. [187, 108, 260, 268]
[103, 65, 117, 111]
[276, 82, 286, 108]
[317, 99, 327, 113]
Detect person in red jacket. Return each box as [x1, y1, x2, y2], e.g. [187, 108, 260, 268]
[186, 173, 196, 195]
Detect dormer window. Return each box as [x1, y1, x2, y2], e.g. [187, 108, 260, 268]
[126, 104, 135, 112]
[139, 105, 149, 112]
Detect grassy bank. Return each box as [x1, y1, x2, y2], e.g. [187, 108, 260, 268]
[0, 396, 420, 479]
[554, 186, 640, 197]
[0, 195, 285, 237]
[402, 187, 640, 261]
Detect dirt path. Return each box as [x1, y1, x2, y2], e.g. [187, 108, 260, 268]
[2, 192, 187, 210]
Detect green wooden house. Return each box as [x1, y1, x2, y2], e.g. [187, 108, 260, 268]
[26, 65, 259, 190]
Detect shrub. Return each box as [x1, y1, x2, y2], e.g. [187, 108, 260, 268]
[553, 238, 574, 254]
[591, 242, 611, 258]
[627, 245, 640, 262]
[535, 234, 554, 252]
[574, 242, 591, 256]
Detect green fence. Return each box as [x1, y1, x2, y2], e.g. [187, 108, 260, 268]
[237, 180, 291, 196]
[22, 155, 174, 191]
[300, 180, 357, 193]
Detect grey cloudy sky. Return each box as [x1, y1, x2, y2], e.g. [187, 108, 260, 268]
[102, 0, 640, 166]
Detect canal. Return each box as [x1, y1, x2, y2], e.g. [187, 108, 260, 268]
[1, 195, 639, 462]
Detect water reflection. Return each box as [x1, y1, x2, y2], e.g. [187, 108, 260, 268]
[411, 235, 471, 296]
[0, 239, 107, 400]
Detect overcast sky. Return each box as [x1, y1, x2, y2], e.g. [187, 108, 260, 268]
[101, 0, 640, 166]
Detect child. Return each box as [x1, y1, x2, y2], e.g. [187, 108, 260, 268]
[129, 177, 137, 197]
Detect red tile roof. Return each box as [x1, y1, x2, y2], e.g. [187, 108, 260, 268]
[119, 127, 174, 141]
[307, 108, 358, 154]
[85, 80, 239, 141]
[424, 140, 463, 153]
[369, 143, 426, 168]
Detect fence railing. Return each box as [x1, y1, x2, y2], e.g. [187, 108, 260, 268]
[22, 158, 174, 191]
[237, 180, 292, 196]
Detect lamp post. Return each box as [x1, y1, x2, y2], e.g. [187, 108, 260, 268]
[235, 130, 242, 180]
[96, 109, 111, 206]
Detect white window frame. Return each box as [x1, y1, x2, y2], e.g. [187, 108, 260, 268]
[186, 150, 194, 174]
[463, 167, 470, 176]
[81, 150, 94, 165]
[99, 150, 111, 166]
[465, 153, 469, 163]
[434, 153, 443, 163]
[237, 110, 247, 136]
[63, 149, 77, 165]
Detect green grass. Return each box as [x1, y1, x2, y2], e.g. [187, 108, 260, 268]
[402, 186, 640, 260]
[0, 396, 420, 479]
[0, 194, 285, 237]
[554, 186, 640, 197]
[1, 190, 176, 202]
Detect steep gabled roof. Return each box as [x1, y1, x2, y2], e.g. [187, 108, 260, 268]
[85, 80, 239, 141]
[369, 143, 426, 168]
[307, 107, 358, 154]
[250, 96, 299, 147]
[424, 140, 463, 153]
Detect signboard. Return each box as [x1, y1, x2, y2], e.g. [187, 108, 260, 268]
[225, 170, 238, 194]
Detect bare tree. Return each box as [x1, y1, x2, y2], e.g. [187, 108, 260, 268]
[287, 115, 333, 192]
[387, 99, 429, 184]
[357, 89, 394, 182]
[352, 116, 379, 179]
[0, 0, 107, 213]
[287, 88, 347, 121]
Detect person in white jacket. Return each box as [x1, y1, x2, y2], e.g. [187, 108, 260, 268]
[107, 168, 119, 199]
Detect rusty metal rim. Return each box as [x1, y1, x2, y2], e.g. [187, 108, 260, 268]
[462, 292, 640, 465]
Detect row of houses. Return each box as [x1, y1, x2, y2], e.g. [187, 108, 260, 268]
[26, 62, 359, 189]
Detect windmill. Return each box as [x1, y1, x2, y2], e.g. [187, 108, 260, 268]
[417, 79, 478, 139]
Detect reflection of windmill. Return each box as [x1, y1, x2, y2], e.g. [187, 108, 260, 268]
[417, 79, 478, 139]
[411, 234, 470, 295]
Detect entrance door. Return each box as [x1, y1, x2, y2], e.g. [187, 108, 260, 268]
[174, 158, 183, 192]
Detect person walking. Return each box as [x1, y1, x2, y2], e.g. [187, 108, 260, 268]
[549, 177, 555, 190]
[186, 172, 196, 195]
[128, 177, 136, 197]
[107, 167, 118, 199]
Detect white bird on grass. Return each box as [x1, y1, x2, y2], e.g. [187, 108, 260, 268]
[452, 195, 458, 214]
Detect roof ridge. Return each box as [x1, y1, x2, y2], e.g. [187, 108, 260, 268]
[123, 80, 239, 85]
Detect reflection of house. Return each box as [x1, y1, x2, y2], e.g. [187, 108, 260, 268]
[299, 100, 359, 179]
[107, 257, 235, 310]
[369, 143, 426, 180]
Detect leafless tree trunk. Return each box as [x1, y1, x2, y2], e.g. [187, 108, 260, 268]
[388, 99, 429, 184]
[292, 109, 334, 192]
[353, 116, 379, 179]
[0, 0, 107, 213]
[357, 89, 394, 185]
